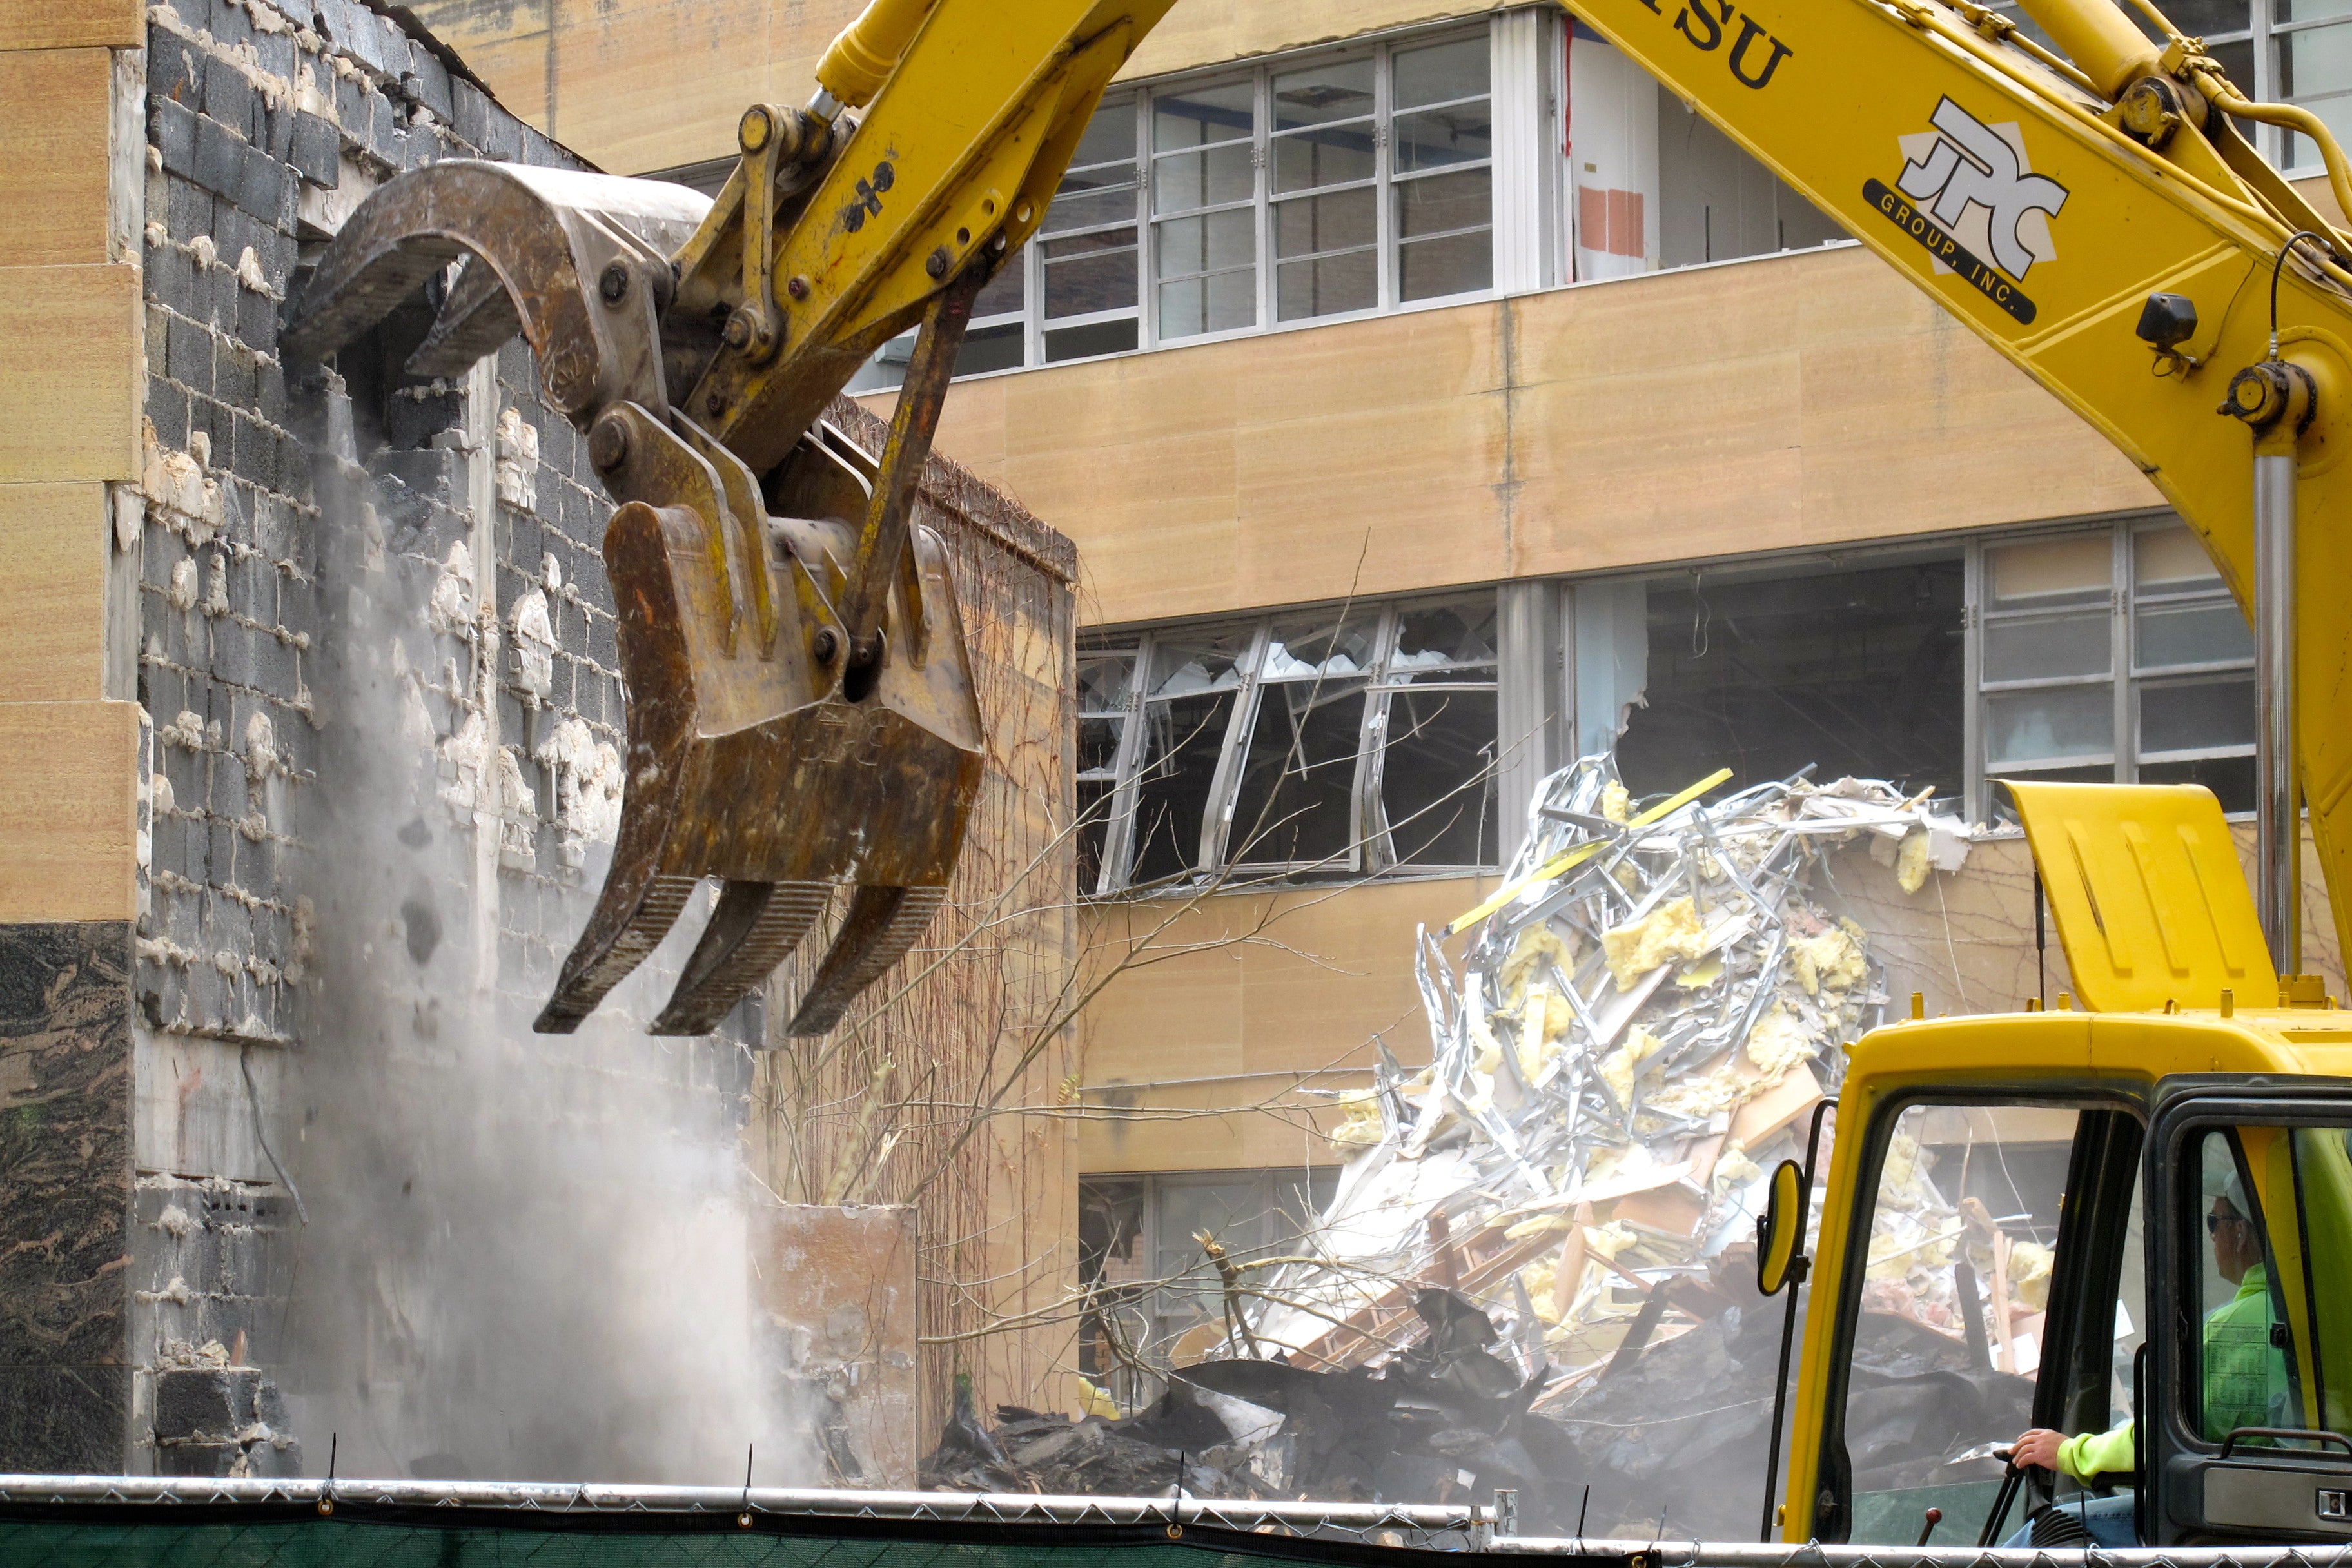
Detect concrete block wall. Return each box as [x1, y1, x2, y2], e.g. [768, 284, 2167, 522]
[120, 0, 753, 1477]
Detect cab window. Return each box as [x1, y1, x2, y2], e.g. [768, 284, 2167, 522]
[2186, 1124, 2352, 1448]
[1834, 1101, 2144, 1545]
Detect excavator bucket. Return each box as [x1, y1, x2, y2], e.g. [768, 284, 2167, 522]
[285, 160, 985, 1037]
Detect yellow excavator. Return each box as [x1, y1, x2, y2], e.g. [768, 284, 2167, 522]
[286, 0, 2352, 1545]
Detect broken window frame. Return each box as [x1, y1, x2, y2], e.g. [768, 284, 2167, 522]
[1078, 1166, 1338, 1404]
[1966, 513, 2256, 823]
[1079, 591, 1502, 896]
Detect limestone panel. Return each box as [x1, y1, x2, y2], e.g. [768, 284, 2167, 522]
[0, 0, 141, 50]
[0, 263, 141, 485]
[0, 702, 141, 925]
[0, 483, 108, 702]
[0, 48, 115, 268]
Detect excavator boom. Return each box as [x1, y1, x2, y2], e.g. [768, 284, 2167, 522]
[287, 1, 1170, 1036]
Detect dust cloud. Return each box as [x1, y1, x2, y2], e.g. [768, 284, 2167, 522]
[270, 372, 807, 1487]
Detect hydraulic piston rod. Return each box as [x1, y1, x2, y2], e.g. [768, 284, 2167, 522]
[2255, 449, 2299, 974]
[2224, 344, 2316, 976]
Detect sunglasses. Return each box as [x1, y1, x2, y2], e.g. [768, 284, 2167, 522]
[2208, 1212, 2250, 1234]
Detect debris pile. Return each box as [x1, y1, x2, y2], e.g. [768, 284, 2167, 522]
[925, 758, 2040, 1534]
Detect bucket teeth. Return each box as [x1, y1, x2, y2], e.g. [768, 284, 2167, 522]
[786, 885, 948, 1037]
[533, 872, 699, 1034]
[650, 881, 832, 1037]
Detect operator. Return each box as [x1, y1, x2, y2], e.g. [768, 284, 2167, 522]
[1999, 1170, 2284, 1548]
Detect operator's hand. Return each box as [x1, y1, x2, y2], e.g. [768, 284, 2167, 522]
[2011, 1428, 2064, 1472]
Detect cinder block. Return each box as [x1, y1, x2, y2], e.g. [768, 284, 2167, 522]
[151, 96, 198, 182]
[289, 112, 337, 187]
[201, 54, 255, 142]
[449, 79, 487, 151]
[164, 313, 212, 395]
[148, 376, 191, 451]
[148, 27, 198, 103]
[212, 339, 255, 412]
[164, 176, 211, 244]
[191, 112, 243, 201]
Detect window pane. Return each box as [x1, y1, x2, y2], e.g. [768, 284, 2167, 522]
[972, 262, 1025, 319]
[1391, 594, 1498, 672]
[1987, 682, 2114, 767]
[2282, 18, 2352, 97]
[2140, 754, 2257, 812]
[2137, 600, 2253, 670]
[2135, 523, 2225, 593]
[1272, 57, 1375, 130]
[1156, 208, 1256, 276]
[1838, 1102, 2068, 1541]
[1273, 124, 1377, 193]
[1380, 687, 1497, 866]
[1397, 228, 1492, 300]
[1623, 554, 1965, 799]
[1079, 650, 1137, 715]
[1987, 533, 2111, 608]
[1044, 318, 1139, 362]
[1228, 678, 1369, 867]
[1397, 168, 1493, 238]
[1983, 611, 2112, 683]
[1393, 34, 1488, 110]
[952, 320, 1023, 377]
[1275, 187, 1377, 258]
[1266, 607, 1382, 676]
[1069, 98, 1138, 170]
[1158, 268, 1255, 338]
[1154, 81, 1255, 152]
[2169, 0, 2253, 26]
[1153, 143, 1255, 213]
[1393, 103, 1493, 173]
[1132, 689, 1237, 884]
[1043, 184, 1141, 235]
[1077, 778, 1114, 893]
[2140, 674, 2257, 756]
[2191, 1130, 2297, 1446]
[1278, 251, 1377, 320]
[1042, 234, 1137, 318]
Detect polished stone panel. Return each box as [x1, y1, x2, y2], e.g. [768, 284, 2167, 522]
[0, 919, 132, 1472]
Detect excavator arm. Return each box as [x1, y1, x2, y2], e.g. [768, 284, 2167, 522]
[289, 0, 2352, 1066]
[286, 0, 1171, 1037]
[1567, 0, 2352, 966]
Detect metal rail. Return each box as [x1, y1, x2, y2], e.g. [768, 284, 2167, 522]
[3, 1476, 2352, 1563]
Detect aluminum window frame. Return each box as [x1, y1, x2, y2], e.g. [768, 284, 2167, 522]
[1966, 513, 2257, 820]
[1079, 591, 1502, 897]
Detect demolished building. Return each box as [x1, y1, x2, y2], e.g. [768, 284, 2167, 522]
[931, 762, 2047, 1539]
[0, 0, 1080, 1481]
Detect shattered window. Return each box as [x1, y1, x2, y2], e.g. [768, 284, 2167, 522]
[1615, 549, 1966, 803]
[1077, 1168, 1338, 1409]
[1080, 589, 1502, 894]
[1975, 518, 2255, 821]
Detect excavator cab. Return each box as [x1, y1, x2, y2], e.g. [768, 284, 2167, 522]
[1784, 783, 2352, 1547]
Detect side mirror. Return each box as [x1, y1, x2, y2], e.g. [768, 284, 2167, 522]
[1756, 1158, 1808, 1296]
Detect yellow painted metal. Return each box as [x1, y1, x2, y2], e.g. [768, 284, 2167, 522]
[1795, 1005, 2352, 1541]
[2004, 779, 2275, 1012]
[1565, 0, 2352, 994]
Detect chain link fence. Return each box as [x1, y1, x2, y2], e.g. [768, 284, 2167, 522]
[5, 1478, 2352, 1567]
